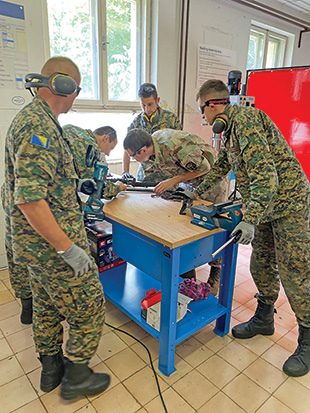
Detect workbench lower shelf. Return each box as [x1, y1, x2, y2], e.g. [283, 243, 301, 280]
[99, 263, 230, 346]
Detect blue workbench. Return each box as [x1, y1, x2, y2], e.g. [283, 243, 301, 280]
[100, 192, 238, 376]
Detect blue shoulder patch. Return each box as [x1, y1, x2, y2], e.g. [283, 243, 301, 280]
[31, 134, 49, 149]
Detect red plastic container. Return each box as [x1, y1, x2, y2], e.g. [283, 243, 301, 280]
[141, 288, 162, 319]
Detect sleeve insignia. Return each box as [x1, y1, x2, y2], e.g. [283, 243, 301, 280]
[30, 134, 50, 149]
[185, 161, 197, 171]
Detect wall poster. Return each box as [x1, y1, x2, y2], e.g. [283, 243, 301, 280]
[197, 43, 236, 88]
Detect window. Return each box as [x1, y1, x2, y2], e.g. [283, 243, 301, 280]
[247, 24, 288, 71]
[59, 111, 136, 161]
[46, 0, 150, 109]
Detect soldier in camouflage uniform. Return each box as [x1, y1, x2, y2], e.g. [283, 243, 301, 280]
[1, 124, 126, 327]
[4, 57, 110, 399]
[122, 83, 182, 181]
[124, 128, 228, 200]
[193, 79, 310, 377]
[63, 124, 126, 198]
[123, 128, 229, 289]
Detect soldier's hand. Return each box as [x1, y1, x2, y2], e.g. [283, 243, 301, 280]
[122, 172, 134, 180]
[231, 221, 255, 245]
[60, 243, 92, 276]
[117, 182, 127, 192]
[154, 178, 177, 194]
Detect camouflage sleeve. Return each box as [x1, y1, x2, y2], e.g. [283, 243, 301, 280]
[63, 126, 97, 180]
[194, 150, 231, 197]
[234, 122, 278, 225]
[176, 146, 208, 173]
[13, 130, 59, 204]
[172, 114, 183, 130]
[103, 181, 120, 199]
[0, 183, 7, 212]
[127, 115, 140, 132]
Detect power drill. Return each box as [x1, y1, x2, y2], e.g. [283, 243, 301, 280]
[79, 145, 108, 221]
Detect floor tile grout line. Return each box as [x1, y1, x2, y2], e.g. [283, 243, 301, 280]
[0, 253, 308, 413]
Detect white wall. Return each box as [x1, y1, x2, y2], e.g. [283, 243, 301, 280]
[179, 0, 310, 140]
[1, 0, 310, 267]
[0, 0, 47, 268]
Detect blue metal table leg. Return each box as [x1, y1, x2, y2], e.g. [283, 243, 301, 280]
[158, 247, 180, 376]
[214, 241, 239, 336]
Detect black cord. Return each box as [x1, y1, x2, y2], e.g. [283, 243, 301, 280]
[105, 322, 168, 413]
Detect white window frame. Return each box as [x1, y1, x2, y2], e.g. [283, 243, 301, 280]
[44, 0, 151, 112]
[247, 21, 292, 71]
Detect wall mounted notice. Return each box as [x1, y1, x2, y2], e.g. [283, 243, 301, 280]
[0, 0, 30, 108]
[197, 43, 236, 88]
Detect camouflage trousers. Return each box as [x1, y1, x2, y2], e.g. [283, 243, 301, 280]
[5, 241, 32, 299]
[250, 206, 310, 327]
[4, 211, 32, 299]
[28, 257, 105, 362]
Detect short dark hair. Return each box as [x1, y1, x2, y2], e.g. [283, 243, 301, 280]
[123, 129, 152, 152]
[138, 83, 158, 100]
[196, 79, 229, 101]
[93, 126, 117, 142]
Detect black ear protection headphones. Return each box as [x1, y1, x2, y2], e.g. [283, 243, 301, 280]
[25, 72, 81, 97]
[212, 103, 231, 134]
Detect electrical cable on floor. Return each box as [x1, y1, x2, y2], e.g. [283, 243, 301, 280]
[105, 322, 168, 413]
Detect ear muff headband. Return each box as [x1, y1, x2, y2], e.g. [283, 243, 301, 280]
[25, 72, 78, 97]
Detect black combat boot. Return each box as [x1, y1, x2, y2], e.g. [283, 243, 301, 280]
[283, 324, 310, 377]
[20, 297, 33, 325]
[39, 350, 65, 392]
[232, 298, 275, 339]
[208, 266, 221, 296]
[60, 360, 111, 400]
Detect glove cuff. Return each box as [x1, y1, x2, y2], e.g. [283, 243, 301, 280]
[61, 243, 75, 258]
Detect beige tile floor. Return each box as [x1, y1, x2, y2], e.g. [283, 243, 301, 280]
[1, 245, 310, 412]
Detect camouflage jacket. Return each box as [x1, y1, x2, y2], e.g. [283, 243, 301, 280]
[142, 129, 228, 203]
[4, 96, 89, 265]
[195, 104, 310, 225]
[127, 106, 182, 134]
[63, 124, 121, 199]
[128, 107, 182, 179]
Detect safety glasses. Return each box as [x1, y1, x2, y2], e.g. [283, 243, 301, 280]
[130, 145, 146, 158]
[199, 98, 230, 114]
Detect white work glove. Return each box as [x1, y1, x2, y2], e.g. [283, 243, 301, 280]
[61, 243, 92, 276]
[122, 172, 134, 180]
[231, 221, 255, 245]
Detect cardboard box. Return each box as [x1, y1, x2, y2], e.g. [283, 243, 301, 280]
[85, 220, 126, 272]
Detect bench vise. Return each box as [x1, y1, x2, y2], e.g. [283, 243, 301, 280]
[190, 200, 243, 231]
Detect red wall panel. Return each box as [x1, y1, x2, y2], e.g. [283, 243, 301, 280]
[246, 67, 310, 180]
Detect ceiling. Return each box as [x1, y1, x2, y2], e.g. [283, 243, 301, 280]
[272, 0, 310, 16]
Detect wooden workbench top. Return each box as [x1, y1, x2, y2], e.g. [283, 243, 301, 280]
[102, 192, 223, 249]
